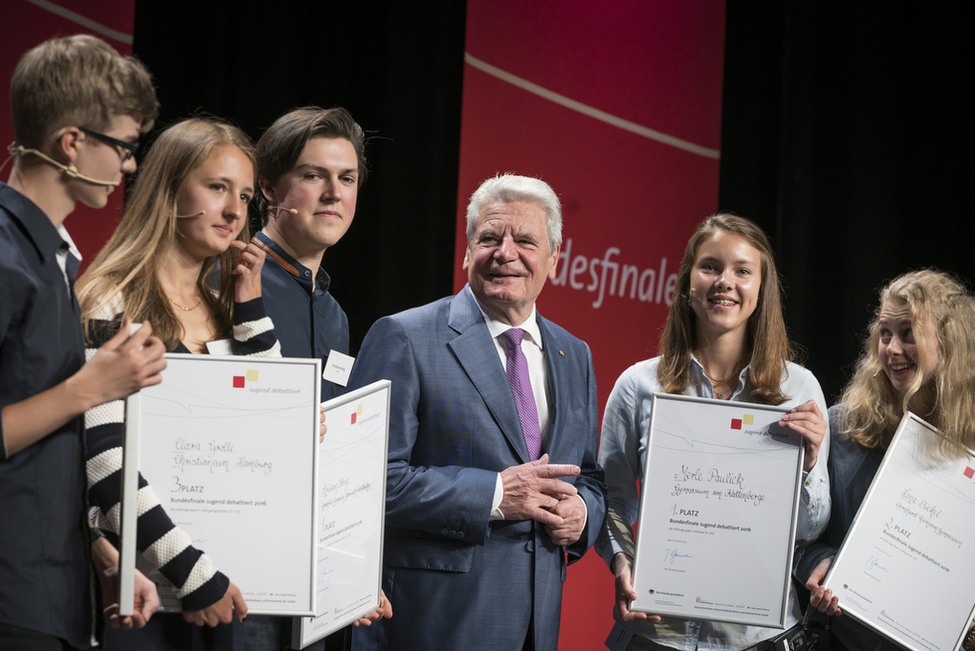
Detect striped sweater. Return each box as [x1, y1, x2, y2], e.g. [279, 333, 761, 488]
[85, 296, 279, 610]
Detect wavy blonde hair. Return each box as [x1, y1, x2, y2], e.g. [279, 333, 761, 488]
[656, 214, 794, 404]
[838, 269, 975, 454]
[77, 118, 256, 349]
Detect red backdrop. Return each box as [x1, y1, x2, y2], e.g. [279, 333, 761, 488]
[1, 0, 136, 271]
[454, 3, 726, 648]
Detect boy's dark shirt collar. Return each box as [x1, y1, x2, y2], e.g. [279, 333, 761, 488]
[0, 181, 62, 264]
[253, 230, 331, 297]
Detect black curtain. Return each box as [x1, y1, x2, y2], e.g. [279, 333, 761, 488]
[133, 1, 467, 354]
[720, 2, 973, 402]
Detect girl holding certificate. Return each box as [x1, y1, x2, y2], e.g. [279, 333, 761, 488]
[596, 214, 830, 650]
[796, 269, 975, 651]
[77, 118, 277, 649]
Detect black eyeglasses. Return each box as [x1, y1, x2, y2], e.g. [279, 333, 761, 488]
[79, 127, 140, 161]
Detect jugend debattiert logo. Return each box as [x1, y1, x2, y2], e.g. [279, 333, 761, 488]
[729, 411, 772, 438]
[349, 403, 380, 426]
[231, 369, 301, 395]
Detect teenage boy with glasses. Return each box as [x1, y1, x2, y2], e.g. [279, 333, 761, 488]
[0, 34, 166, 650]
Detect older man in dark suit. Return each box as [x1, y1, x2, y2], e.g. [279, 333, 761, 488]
[349, 174, 606, 651]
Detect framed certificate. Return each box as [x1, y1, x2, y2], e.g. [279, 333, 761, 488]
[630, 394, 805, 627]
[293, 380, 390, 648]
[823, 412, 975, 651]
[119, 354, 321, 616]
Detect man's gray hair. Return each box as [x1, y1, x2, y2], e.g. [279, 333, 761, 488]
[465, 174, 562, 249]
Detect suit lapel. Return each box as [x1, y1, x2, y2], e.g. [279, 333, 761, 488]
[448, 288, 531, 462]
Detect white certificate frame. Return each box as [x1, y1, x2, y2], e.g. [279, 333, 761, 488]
[630, 393, 804, 627]
[119, 354, 321, 616]
[823, 412, 975, 651]
[293, 380, 390, 649]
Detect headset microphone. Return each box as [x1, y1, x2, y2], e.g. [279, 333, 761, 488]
[176, 210, 206, 218]
[62, 161, 119, 187]
[8, 143, 120, 187]
[268, 205, 299, 215]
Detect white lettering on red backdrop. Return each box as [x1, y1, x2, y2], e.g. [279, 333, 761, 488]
[552, 239, 679, 309]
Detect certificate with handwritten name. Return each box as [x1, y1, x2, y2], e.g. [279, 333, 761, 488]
[630, 394, 804, 627]
[823, 413, 975, 651]
[293, 380, 389, 648]
[120, 354, 321, 616]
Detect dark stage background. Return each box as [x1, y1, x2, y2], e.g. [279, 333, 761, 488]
[132, 2, 972, 407]
[719, 3, 972, 402]
[131, 2, 468, 369]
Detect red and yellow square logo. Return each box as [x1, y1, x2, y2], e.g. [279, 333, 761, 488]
[350, 403, 364, 424]
[730, 413, 754, 430]
[233, 369, 259, 388]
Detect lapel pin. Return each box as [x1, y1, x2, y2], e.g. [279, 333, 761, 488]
[559, 350, 564, 357]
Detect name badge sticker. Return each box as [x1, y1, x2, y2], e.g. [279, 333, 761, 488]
[323, 350, 355, 386]
[205, 338, 234, 356]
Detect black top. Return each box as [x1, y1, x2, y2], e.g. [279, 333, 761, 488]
[794, 405, 899, 651]
[255, 231, 350, 402]
[0, 182, 93, 648]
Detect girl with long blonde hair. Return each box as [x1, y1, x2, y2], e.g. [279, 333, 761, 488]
[77, 117, 279, 649]
[798, 269, 975, 650]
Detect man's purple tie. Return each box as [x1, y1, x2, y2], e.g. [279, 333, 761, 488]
[499, 328, 542, 460]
